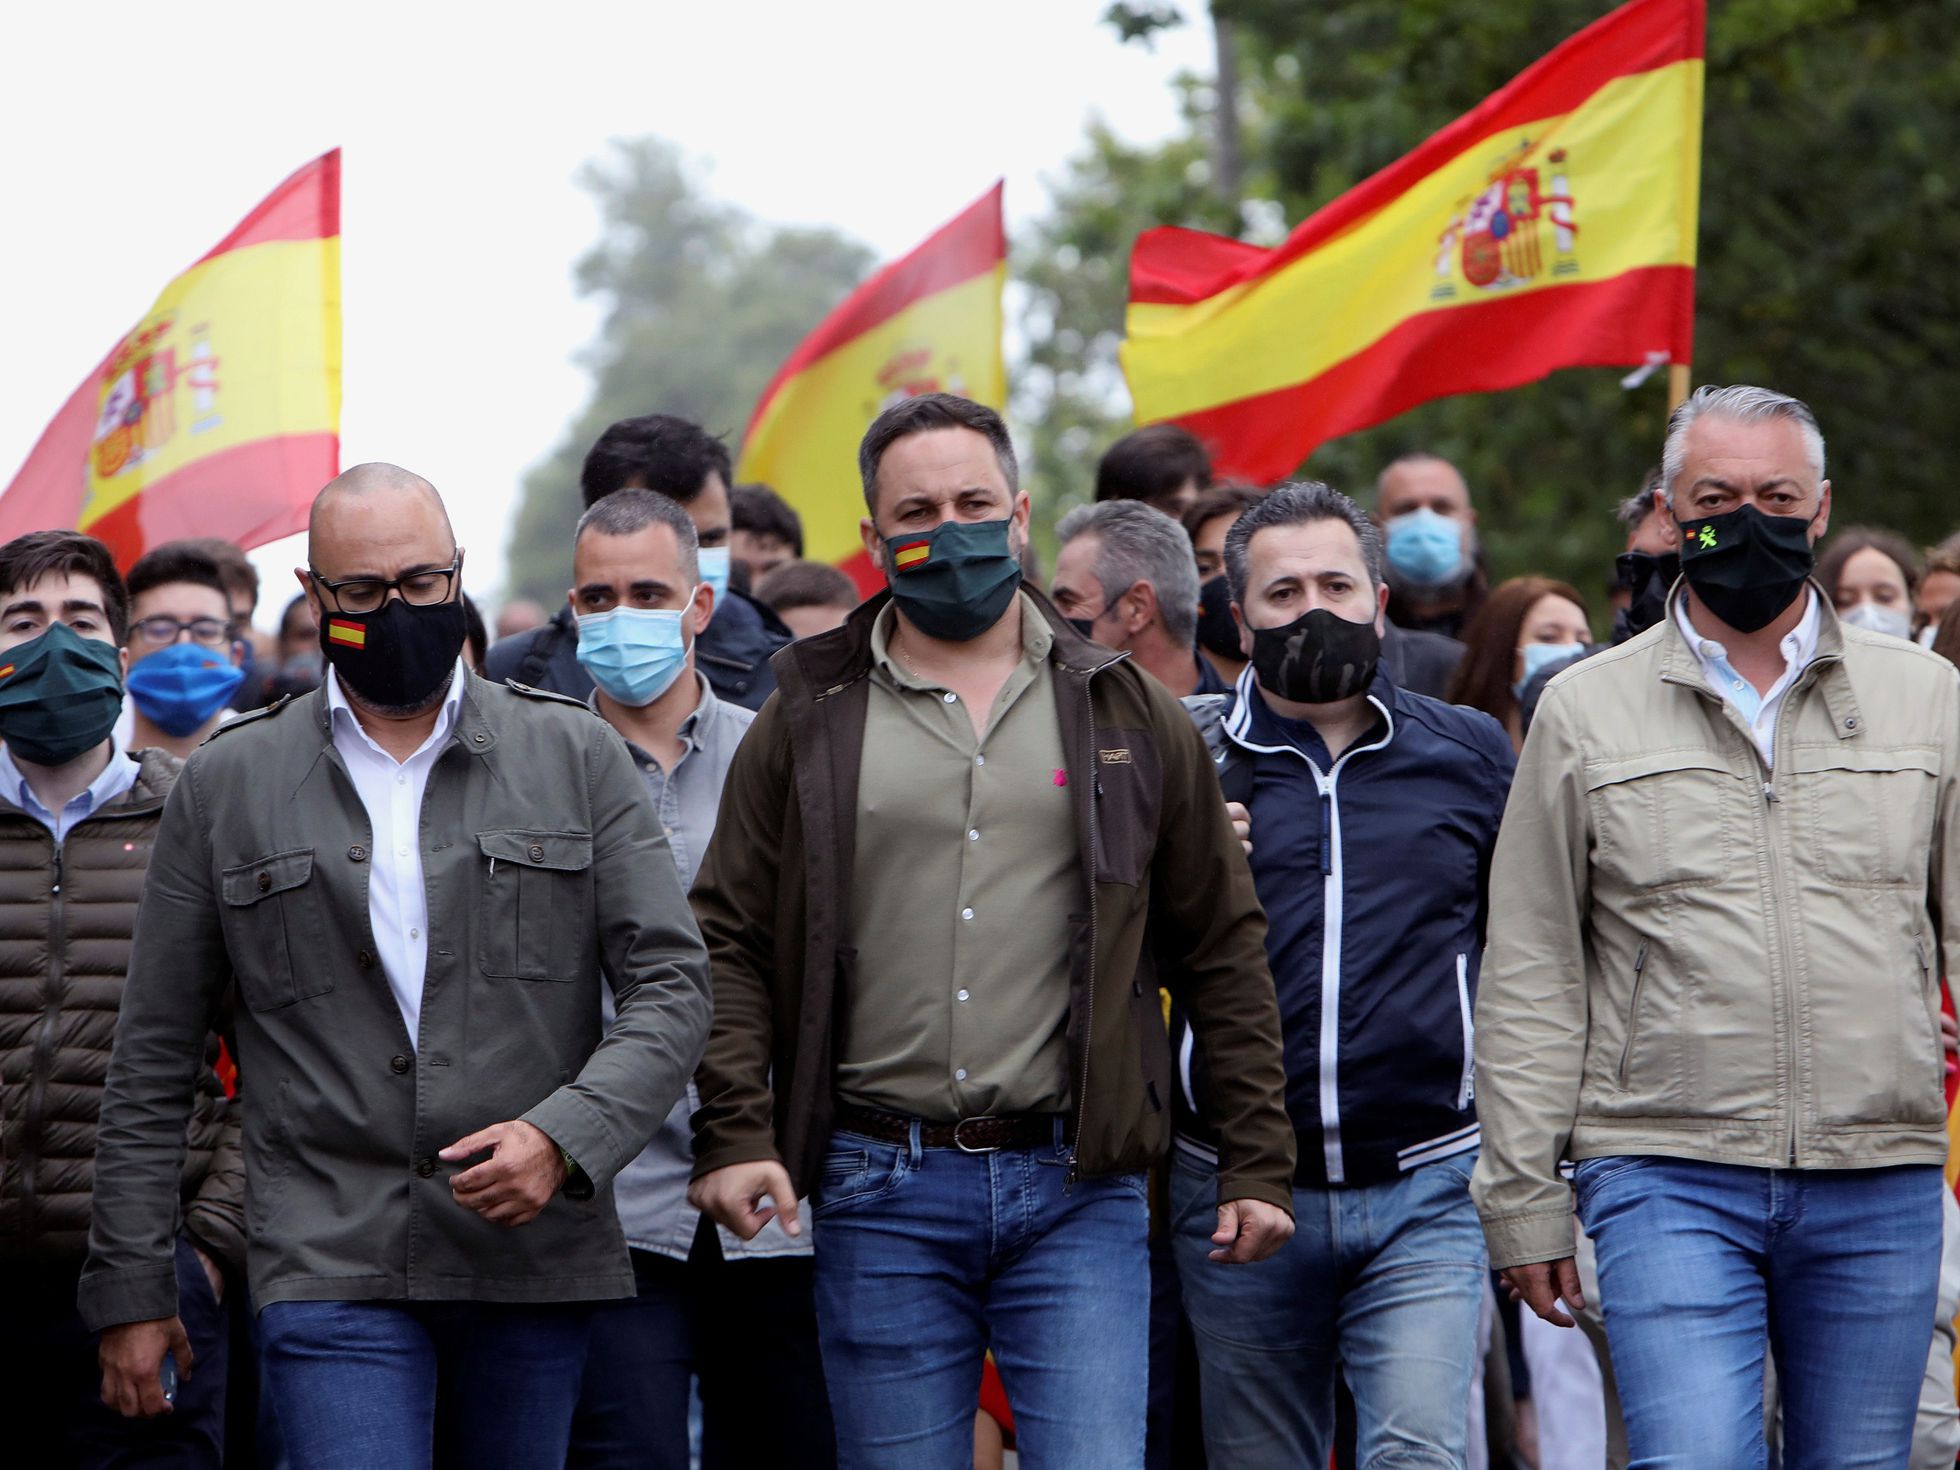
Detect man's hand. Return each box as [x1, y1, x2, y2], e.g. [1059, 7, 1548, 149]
[1501, 1256, 1586, 1328]
[441, 1119, 567, 1227]
[99, 1317, 190, 1419]
[1208, 1198, 1293, 1264]
[193, 1246, 224, 1305]
[1225, 801, 1253, 856]
[688, 1160, 801, 1241]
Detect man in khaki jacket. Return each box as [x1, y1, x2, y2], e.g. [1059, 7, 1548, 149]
[1473, 385, 1960, 1470]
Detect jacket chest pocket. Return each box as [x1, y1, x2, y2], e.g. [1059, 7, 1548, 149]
[1092, 730, 1162, 888]
[1789, 746, 1939, 887]
[477, 830, 594, 980]
[220, 850, 331, 1012]
[1585, 754, 1741, 890]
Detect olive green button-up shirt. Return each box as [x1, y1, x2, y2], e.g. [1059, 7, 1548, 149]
[837, 596, 1082, 1122]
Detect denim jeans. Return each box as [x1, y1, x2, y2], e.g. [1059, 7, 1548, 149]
[4, 1233, 229, 1469]
[1171, 1147, 1487, 1469]
[257, 1298, 593, 1470]
[810, 1122, 1150, 1470]
[1575, 1155, 1944, 1470]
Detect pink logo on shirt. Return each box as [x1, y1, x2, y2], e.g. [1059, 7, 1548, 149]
[1052, 768, 1068, 788]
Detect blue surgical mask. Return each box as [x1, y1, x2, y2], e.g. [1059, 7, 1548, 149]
[1839, 601, 1913, 641]
[576, 606, 691, 707]
[125, 643, 245, 737]
[1385, 508, 1467, 587]
[1514, 640, 1585, 698]
[697, 547, 731, 615]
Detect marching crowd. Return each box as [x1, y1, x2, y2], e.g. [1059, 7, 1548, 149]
[2, 382, 1959, 1470]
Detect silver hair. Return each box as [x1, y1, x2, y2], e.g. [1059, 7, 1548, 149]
[574, 488, 701, 585]
[1660, 385, 1826, 505]
[1056, 499, 1201, 649]
[1223, 480, 1384, 605]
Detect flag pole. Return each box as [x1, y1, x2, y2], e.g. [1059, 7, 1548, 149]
[1667, 362, 1692, 413]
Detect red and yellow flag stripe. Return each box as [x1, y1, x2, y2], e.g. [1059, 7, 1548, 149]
[1121, 0, 1702, 482]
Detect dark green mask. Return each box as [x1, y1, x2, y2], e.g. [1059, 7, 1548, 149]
[881, 518, 1023, 642]
[0, 621, 125, 767]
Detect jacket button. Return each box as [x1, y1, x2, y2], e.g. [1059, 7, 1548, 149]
[472, 733, 487, 745]
[257, 872, 271, 893]
[390, 1054, 410, 1074]
[416, 1157, 437, 1178]
[357, 950, 376, 970]
[348, 845, 368, 862]
[528, 843, 545, 863]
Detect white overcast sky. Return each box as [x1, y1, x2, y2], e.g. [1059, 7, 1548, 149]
[0, 2, 1211, 622]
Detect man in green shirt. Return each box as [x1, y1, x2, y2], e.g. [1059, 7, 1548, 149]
[688, 393, 1296, 1469]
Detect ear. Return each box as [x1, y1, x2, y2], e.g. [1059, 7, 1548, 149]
[117, 646, 131, 680]
[860, 516, 886, 579]
[1010, 489, 1032, 535]
[689, 577, 716, 636]
[1233, 598, 1254, 660]
[1811, 480, 1832, 542]
[296, 568, 325, 625]
[565, 587, 578, 620]
[1125, 581, 1158, 638]
[1374, 579, 1390, 636]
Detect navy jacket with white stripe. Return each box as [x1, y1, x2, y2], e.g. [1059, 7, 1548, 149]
[1173, 668, 1514, 1188]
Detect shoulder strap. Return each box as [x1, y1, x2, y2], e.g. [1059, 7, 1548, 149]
[517, 618, 565, 688]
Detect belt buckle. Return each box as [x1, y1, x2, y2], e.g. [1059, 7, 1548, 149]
[953, 1116, 1000, 1154]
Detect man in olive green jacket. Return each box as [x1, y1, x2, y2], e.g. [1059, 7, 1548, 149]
[81, 466, 711, 1470]
[1473, 387, 1960, 1469]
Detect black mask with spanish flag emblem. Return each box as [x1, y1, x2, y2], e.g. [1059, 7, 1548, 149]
[318, 598, 467, 713]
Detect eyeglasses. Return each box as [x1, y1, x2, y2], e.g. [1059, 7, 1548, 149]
[309, 552, 462, 616]
[131, 615, 235, 648]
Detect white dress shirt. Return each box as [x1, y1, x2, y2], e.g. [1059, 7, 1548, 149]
[0, 734, 140, 842]
[324, 662, 466, 1048]
[1675, 589, 1821, 767]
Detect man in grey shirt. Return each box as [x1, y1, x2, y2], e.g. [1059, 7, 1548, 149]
[83, 465, 710, 1470]
[562, 489, 831, 1468]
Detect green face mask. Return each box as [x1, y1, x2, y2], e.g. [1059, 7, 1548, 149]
[881, 517, 1023, 642]
[0, 621, 125, 767]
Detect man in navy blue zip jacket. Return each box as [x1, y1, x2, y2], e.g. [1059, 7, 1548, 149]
[1171, 482, 1514, 1470]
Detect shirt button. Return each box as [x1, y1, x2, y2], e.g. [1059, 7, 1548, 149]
[529, 843, 545, 862]
[942, 692, 958, 704]
[410, 928, 420, 940]
[1732, 678, 1745, 690]
[975, 755, 985, 767]
[357, 950, 376, 970]
[257, 871, 272, 893]
[968, 829, 979, 842]
[416, 1157, 437, 1178]
[961, 907, 974, 921]
[957, 989, 970, 1002]
[395, 774, 406, 786]
[348, 845, 368, 863]
[955, 1068, 968, 1082]
[390, 1055, 410, 1074]
[398, 845, 410, 857]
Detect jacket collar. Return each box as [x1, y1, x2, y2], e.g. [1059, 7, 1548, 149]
[1656, 577, 1862, 740]
[305, 667, 503, 758]
[1225, 662, 1398, 767]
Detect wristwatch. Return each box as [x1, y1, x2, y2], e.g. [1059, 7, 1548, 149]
[559, 1145, 593, 1202]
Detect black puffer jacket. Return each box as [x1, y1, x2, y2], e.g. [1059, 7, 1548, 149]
[0, 748, 242, 1269]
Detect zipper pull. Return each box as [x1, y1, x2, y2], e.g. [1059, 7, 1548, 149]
[488, 856, 497, 878]
[1762, 781, 1778, 804]
[1319, 792, 1333, 876]
[1064, 1157, 1079, 1194]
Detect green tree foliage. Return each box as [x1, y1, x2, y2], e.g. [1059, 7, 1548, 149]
[1026, 0, 1960, 611]
[503, 139, 873, 602]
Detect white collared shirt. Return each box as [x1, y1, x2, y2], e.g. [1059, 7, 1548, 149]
[1675, 589, 1821, 767]
[324, 662, 466, 1049]
[0, 734, 141, 843]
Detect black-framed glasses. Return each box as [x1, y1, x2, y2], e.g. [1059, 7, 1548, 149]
[130, 615, 235, 648]
[309, 552, 462, 615]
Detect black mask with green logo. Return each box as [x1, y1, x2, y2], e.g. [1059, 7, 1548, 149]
[1676, 504, 1815, 633]
[0, 621, 125, 767]
[881, 518, 1023, 642]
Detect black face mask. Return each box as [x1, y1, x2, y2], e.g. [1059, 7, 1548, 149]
[1675, 505, 1816, 634]
[319, 598, 467, 713]
[1249, 607, 1381, 704]
[1613, 550, 1680, 641]
[0, 621, 125, 767]
[1195, 575, 1241, 661]
[1064, 615, 1101, 643]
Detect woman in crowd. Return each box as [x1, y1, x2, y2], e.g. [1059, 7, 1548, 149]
[1816, 526, 1921, 641]
[1917, 536, 1960, 644]
[1445, 576, 1591, 752]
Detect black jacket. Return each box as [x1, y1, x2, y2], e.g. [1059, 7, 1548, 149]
[484, 594, 792, 711]
[1379, 620, 1464, 701]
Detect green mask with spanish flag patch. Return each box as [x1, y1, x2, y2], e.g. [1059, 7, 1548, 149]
[880, 518, 1022, 643]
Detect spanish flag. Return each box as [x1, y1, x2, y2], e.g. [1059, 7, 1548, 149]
[737, 184, 1006, 596]
[1122, 0, 1702, 482]
[0, 150, 341, 566]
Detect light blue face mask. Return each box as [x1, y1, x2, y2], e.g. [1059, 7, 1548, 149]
[1514, 640, 1585, 698]
[575, 606, 691, 708]
[697, 547, 731, 613]
[1384, 507, 1468, 587]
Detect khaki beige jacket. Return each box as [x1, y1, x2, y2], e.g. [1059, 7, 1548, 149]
[1472, 587, 1960, 1270]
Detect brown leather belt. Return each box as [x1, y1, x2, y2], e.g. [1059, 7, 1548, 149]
[832, 1103, 1071, 1154]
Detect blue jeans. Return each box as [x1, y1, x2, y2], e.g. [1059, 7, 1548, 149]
[1171, 1147, 1487, 1469]
[1576, 1155, 1944, 1470]
[258, 1299, 593, 1470]
[810, 1122, 1150, 1470]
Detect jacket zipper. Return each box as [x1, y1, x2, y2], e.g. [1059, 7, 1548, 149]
[1916, 935, 1940, 1097]
[1067, 653, 1128, 1189]
[20, 839, 63, 1233]
[1759, 671, 1820, 1166]
[1616, 942, 1650, 1085]
[1454, 952, 1474, 1110]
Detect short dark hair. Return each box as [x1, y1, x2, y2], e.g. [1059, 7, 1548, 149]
[858, 393, 1018, 514]
[1616, 467, 1665, 537]
[461, 593, 489, 671]
[125, 542, 231, 617]
[758, 560, 859, 615]
[0, 530, 129, 644]
[181, 536, 260, 611]
[277, 592, 314, 642]
[731, 483, 804, 557]
[1224, 481, 1385, 605]
[1096, 424, 1212, 505]
[580, 414, 733, 509]
[1181, 483, 1267, 542]
[574, 489, 701, 584]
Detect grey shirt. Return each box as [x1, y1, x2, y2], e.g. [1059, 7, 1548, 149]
[595, 676, 808, 1260]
